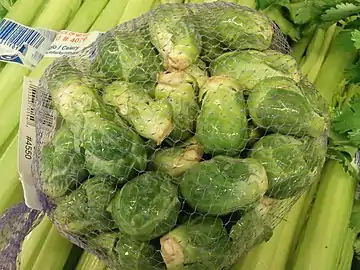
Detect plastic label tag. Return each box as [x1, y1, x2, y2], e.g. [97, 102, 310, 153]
[18, 77, 57, 210]
[0, 19, 57, 68]
[45, 30, 102, 58]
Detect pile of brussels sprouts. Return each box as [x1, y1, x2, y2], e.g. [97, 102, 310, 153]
[38, 3, 329, 269]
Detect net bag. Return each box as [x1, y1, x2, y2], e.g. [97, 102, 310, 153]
[2, 2, 330, 269]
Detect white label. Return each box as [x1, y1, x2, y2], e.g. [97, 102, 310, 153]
[45, 30, 102, 58]
[18, 78, 57, 210]
[0, 19, 57, 68]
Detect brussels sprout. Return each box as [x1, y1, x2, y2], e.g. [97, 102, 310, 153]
[155, 71, 200, 142]
[195, 76, 248, 156]
[49, 70, 148, 178]
[91, 232, 162, 270]
[299, 78, 330, 118]
[200, 35, 228, 64]
[91, 30, 162, 87]
[90, 232, 118, 262]
[180, 156, 268, 215]
[103, 81, 174, 145]
[247, 123, 263, 148]
[160, 217, 230, 269]
[85, 150, 140, 181]
[230, 198, 276, 253]
[149, 6, 201, 70]
[54, 176, 116, 234]
[210, 50, 301, 93]
[110, 172, 180, 241]
[195, 5, 274, 51]
[149, 138, 203, 178]
[250, 134, 321, 199]
[40, 125, 88, 200]
[81, 113, 148, 177]
[247, 76, 327, 138]
[49, 74, 110, 138]
[183, 60, 209, 89]
[302, 135, 328, 179]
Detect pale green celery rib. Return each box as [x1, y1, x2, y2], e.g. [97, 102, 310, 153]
[118, 0, 156, 24]
[291, 160, 356, 270]
[0, 0, 83, 110]
[89, 0, 129, 32]
[0, 86, 21, 157]
[336, 227, 356, 270]
[315, 29, 357, 106]
[285, 175, 322, 268]
[19, 216, 52, 270]
[66, 0, 109, 32]
[0, 0, 108, 152]
[307, 24, 337, 83]
[5, 0, 47, 25]
[76, 252, 107, 270]
[232, 187, 315, 270]
[300, 27, 325, 77]
[0, 134, 22, 213]
[31, 225, 73, 270]
[233, 220, 286, 270]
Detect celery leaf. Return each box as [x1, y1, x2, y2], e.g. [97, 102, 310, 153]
[352, 29, 360, 49]
[321, 3, 360, 23]
[332, 94, 360, 148]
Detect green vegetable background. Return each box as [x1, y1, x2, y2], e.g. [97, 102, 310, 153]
[33, 2, 329, 269]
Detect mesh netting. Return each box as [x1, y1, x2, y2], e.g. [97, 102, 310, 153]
[4, 2, 330, 270]
[0, 203, 44, 270]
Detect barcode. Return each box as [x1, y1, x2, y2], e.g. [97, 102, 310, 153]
[31, 50, 43, 64]
[0, 19, 45, 50]
[26, 82, 55, 129]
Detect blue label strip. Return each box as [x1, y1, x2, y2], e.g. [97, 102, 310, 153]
[0, 19, 57, 67]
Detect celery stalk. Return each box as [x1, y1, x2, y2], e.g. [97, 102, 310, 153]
[315, 29, 358, 106]
[0, 135, 22, 213]
[300, 27, 325, 77]
[66, 0, 109, 32]
[307, 24, 337, 83]
[19, 216, 52, 270]
[118, 0, 156, 24]
[89, 0, 130, 32]
[232, 189, 314, 270]
[337, 227, 356, 270]
[4, 0, 47, 25]
[284, 176, 322, 268]
[233, 221, 286, 270]
[76, 252, 107, 270]
[291, 160, 356, 270]
[31, 225, 73, 270]
[0, 0, 83, 111]
[291, 24, 317, 62]
[0, 88, 21, 156]
[0, 179, 23, 215]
